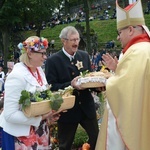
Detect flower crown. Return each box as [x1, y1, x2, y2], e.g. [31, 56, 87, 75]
[18, 36, 48, 54]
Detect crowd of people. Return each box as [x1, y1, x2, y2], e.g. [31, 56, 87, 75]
[0, 60, 14, 94]
[1, 0, 150, 149]
[19, 1, 117, 31]
[22, 0, 150, 31]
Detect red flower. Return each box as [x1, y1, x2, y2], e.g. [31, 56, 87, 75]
[38, 135, 49, 146]
[18, 128, 37, 146]
[43, 39, 48, 47]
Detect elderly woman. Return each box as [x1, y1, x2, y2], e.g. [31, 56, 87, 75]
[0, 36, 59, 150]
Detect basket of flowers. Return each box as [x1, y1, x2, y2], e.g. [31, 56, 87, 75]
[19, 86, 75, 117]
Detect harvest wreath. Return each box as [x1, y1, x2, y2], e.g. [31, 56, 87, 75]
[77, 69, 112, 88]
[19, 86, 75, 117]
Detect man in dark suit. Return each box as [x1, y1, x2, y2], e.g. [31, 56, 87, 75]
[45, 26, 99, 150]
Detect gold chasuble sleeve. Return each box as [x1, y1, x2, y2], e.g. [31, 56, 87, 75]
[105, 42, 150, 150]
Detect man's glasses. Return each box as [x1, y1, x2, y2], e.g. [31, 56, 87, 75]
[117, 26, 137, 36]
[117, 26, 129, 36]
[64, 38, 80, 42]
[32, 51, 47, 57]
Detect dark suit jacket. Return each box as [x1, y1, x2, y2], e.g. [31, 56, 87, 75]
[45, 50, 97, 123]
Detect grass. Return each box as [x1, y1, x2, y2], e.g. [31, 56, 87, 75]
[22, 14, 150, 51]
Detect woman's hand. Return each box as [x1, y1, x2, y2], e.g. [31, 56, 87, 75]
[42, 110, 60, 123]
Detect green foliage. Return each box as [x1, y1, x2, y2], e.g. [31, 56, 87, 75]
[30, 91, 43, 102]
[22, 14, 150, 51]
[98, 92, 105, 103]
[19, 90, 31, 110]
[49, 123, 89, 149]
[0, 0, 22, 28]
[21, 19, 118, 51]
[0, 0, 61, 32]
[80, 70, 89, 77]
[72, 125, 88, 149]
[50, 94, 63, 111]
[19, 89, 63, 111]
[57, 85, 74, 97]
[97, 92, 106, 117]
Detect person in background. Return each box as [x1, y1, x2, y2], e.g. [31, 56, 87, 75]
[0, 96, 3, 114]
[0, 56, 4, 68]
[51, 39, 55, 50]
[0, 66, 5, 82]
[0, 96, 4, 149]
[5, 67, 13, 79]
[45, 26, 99, 150]
[0, 66, 5, 93]
[1, 67, 14, 92]
[14, 49, 20, 63]
[0, 36, 60, 150]
[95, 0, 150, 149]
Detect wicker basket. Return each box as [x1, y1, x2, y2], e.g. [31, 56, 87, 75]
[80, 82, 105, 88]
[23, 95, 75, 117]
[23, 100, 51, 117]
[58, 95, 75, 112]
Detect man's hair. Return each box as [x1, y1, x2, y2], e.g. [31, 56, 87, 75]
[59, 26, 79, 39]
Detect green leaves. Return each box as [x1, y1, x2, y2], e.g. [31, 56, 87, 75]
[50, 94, 63, 111]
[19, 89, 63, 111]
[19, 86, 74, 111]
[19, 90, 31, 110]
[80, 70, 89, 77]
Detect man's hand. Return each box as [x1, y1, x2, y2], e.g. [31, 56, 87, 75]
[71, 76, 85, 90]
[102, 53, 118, 72]
[95, 86, 106, 92]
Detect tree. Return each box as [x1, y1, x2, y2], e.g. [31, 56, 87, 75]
[83, 0, 91, 53]
[19, 0, 61, 36]
[13, 0, 62, 36]
[84, 0, 98, 53]
[0, 0, 61, 70]
[0, 0, 5, 9]
[0, 0, 22, 71]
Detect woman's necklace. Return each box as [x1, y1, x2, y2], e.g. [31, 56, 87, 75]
[27, 67, 43, 86]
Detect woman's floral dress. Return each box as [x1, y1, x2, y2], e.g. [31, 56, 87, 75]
[15, 120, 50, 150]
